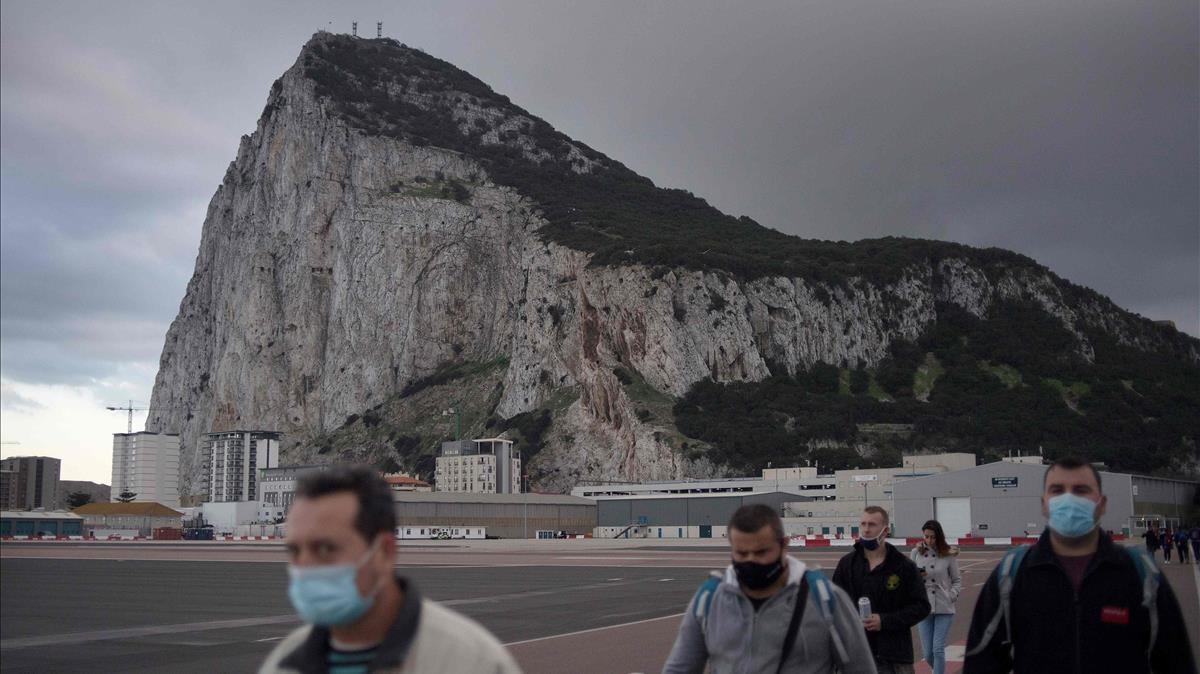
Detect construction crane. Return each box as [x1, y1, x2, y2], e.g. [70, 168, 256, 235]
[105, 400, 180, 434]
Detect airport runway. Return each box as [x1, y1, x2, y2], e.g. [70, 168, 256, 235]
[2, 541, 1197, 673]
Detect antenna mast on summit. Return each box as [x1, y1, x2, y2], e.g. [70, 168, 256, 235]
[377, 21, 382, 38]
[352, 21, 357, 37]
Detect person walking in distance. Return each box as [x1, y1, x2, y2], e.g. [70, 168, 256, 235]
[1175, 527, 1191, 564]
[832, 506, 930, 674]
[662, 504, 876, 674]
[1161, 525, 1174, 564]
[1142, 523, 1160, 562]
[1191, 524, 1200, 565]
[963, 456, 1196, 674]
[259, 465, 521, 674]
[909, 520, 961, 674]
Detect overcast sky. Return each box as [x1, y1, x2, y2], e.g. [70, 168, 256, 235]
[2, 0, 1196, 483]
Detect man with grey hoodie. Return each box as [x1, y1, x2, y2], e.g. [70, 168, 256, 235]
[663, 504, 876, 674]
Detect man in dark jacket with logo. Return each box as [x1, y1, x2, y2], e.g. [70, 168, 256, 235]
[832, 506, 930, 674]
[963, 457, 1196, 674]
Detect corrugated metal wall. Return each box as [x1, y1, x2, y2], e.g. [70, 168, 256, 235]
[394, 501, 595, 538]
[596, 492, 809, 528]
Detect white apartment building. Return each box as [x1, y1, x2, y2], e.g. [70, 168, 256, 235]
[259, 464, 326, 515]
[111, 433, 180, 508]
[435, 438, 521, 494]
[201, 431, 280, 502]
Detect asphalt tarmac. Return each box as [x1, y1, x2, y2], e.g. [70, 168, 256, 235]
[2, 541, 1197, 673]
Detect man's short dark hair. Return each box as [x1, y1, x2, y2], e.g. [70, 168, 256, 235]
[864, 505, 890, 526]
[295, 464, 396, 541]
[1043, 456, 1102, 492]
[729, 504, 785, 539]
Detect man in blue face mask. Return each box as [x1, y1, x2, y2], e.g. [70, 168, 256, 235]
[259, 465, 521, 674]
[964, 456, 1196, 674]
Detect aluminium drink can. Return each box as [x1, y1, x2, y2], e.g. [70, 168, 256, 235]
[858, 596, 872, 620]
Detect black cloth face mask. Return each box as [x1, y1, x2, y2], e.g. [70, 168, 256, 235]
[732, 555, 784, 590]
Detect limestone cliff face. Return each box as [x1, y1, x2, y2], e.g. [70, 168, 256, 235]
[148, 34, 1196, 495]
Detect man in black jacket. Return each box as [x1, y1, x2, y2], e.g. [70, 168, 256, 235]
[832, 505, 930, 674]
[963, 456, 1196, 674]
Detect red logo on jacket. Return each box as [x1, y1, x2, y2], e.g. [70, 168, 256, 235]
[1100, 606, 1129, 625]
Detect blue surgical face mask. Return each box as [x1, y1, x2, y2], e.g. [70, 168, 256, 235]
[287, 539, 382, 626]
[1047, 493, 1098, 538]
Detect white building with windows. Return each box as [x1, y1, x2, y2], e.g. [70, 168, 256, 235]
[201, 431, 280, 502]
[435, 438, 521, 494]
[259, 464, 327, 515]
[111, 433, 180, 508]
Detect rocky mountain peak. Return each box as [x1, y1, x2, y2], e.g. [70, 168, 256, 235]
[147, 35, 1199, 499]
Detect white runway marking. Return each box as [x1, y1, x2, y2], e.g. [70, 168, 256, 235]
[504, 612, 685, 646]
[0, 615, 300, 650]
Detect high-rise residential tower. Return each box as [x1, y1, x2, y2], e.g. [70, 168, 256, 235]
[0, 456, 62, 510]
[201, 431, 280, 502]
[111, 433, 181, 508]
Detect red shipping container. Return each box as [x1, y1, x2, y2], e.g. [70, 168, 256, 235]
[153, 527, 183, 540]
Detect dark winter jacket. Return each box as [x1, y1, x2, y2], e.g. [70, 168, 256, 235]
[831, 542, 930, 664]
[1142, 529, 1159, 549]
[963, 530, 1196, 674]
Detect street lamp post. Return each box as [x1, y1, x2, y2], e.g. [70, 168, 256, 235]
[523, 474, 529, 539]
[441, 406, 461, 441]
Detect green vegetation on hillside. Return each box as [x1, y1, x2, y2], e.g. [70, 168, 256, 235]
[298, 358, 509, 481]
[283, 35, 1199, 478]
[674, 301, 1200, 475]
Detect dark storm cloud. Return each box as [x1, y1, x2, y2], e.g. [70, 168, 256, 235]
[1, 0, 1195, 399]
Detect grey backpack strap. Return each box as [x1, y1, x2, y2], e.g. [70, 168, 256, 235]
[692, 572, 722, 631]
[965, 544, 1031, 658]
[803, 569, 850, 666]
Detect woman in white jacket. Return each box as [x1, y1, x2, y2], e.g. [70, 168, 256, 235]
[909, 519, 961, 674]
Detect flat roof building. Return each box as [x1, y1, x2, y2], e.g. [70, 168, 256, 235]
[0, 456, 61, 510]
[572, 466, 836, 500]
[892, 460, 1199, 538]
[0, 510, 84, 538]
[435, 438, 520, 494]
[392, 492, 594, 539]
[595, 490, 814, 539]
[201, 431, 280, 502]
[112, 432, 180, 508]
[260, 464, 325, 515]
[73, 502, 184, 537]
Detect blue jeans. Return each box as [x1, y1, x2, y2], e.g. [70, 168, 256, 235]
[918, 613, 954, 674]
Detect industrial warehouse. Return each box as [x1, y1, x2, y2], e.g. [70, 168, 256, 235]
[892, 459, 1199, 539]
[558, 453, 1197, 540]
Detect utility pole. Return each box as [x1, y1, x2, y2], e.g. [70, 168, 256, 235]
[523, 473, 529, 539]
